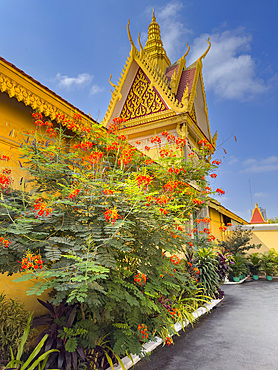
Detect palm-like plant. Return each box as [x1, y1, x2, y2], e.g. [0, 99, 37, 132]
[4, 314, 59, 370]
[195, 247, 220, 299]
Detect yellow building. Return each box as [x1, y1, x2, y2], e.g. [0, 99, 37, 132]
[0, 12, 248, 312]
[244, 203, 278, 253]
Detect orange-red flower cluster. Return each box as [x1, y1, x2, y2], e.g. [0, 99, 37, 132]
[137, 324, 148, 340]
[216, 188, 225, 195]
[198, 139, 213, 151]
[19, 252, 43, 271]
[33, 113, 57, 137]
[168, 307, 179, 318]
[134, 272, 147, 286]
[193, 267, 200, 274]
[102, 189, 114, 195]
[144, 146, 150, 151]
[33, 199, 52, 217]
[159, 208, 168, 215]
[150, 135, 161, 144]
[73, 141, 93, 151]
[106, 141, 119, 152]
[210, 174, 217, 178]
[0, 237, 11, 248]
[212, 160, 221, 165]
[137, 174, 152, 187]
[0, 155, 10, 161]
[165, 336, 172, 346]
[170, 255, 180, 265]
[159, 148, 175, 158]
[118, 147, 136, 166]
[193, 198, 203, 205]
[2, 168, 11, 175]
[88, 151, 103, 165]
[0, 173, 10, 190]
[219, 225, 227, 232]
[167, 134, 176, 143]
[104, 208, 120, 225]
[69, 189, 80, 199]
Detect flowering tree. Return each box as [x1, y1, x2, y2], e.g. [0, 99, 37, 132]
[0, 113, 223, 361]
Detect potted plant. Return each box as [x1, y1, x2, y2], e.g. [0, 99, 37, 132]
[260, 250, 276, 280]
[230, 253, 248, 282]
[248, 252, 261, 280]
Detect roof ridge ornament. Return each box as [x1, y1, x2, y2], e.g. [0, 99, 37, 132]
[200, 37, 211, 60]
[182, 43, 190, 59]
[138, 32, 144, 54]
[127, 19, 135, 50]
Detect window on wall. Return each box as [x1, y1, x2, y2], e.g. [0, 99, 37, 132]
[223, 215, 232, 226]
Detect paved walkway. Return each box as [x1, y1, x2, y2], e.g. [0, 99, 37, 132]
[135, 280, 278, 370]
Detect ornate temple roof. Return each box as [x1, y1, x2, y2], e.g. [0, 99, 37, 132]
[102, 11, 215, 148]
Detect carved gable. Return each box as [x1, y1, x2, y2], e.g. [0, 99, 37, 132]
[120, 68, 167, 121]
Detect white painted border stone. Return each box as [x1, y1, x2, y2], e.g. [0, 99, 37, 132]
[223, 276, 248, 285]
[107, 298, 224, 370]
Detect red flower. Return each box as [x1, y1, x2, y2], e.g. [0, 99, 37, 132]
[144, 146, 150, 151]
[170, 255, 180, 265]
[216, 188, 225, 195]
[210, 174, 217, 178]
[102, 189, 114, 195]
[104, 208, 119, 225]
[134, 273, 147, 286]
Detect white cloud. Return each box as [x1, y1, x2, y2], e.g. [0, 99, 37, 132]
[90, 85, 105, 96]
[55, 72, 104, 96]
[227, 155, 239, 165]
[155, 1, 192, 62]
[241, 156, 278, 173]
[56, 72, 93, 89]
[254, 192, 268, 198]
[188, 28, 268, 101]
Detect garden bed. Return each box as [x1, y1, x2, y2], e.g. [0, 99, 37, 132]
[108, 298, 223, 370]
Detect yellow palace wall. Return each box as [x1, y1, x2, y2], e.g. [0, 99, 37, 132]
[0, 92, 50, 316]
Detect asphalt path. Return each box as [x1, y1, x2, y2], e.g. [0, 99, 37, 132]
[134, 280, 278, 370]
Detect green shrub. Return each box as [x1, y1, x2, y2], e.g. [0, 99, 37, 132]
[0, 293, 30, 362]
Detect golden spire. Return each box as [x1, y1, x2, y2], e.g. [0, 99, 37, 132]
[144, 10, 171, 72]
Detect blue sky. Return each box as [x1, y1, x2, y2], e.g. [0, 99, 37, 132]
[1, 0, 277, 221]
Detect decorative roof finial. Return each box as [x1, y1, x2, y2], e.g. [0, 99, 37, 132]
[200, 37, 211, 60]
[127, 19, 135, 48]
[138, 32, 144, 53]
[152, 8, 156, 21]
[109, 74, 117, 89]
[184, 43, 190, 58]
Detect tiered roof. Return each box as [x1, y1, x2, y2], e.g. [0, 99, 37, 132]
[102, 11, 216, 148]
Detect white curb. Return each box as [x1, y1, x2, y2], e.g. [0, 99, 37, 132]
[107, 297, 224, 370]
[223, 276, 248, 285]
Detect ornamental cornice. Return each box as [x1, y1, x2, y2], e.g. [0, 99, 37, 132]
[0, 73, 61, 120]
[0, 72, 71, 122]
[120, 111, 182, 136]
[0, 65, 94, 132]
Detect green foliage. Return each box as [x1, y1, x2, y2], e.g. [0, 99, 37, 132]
[230, 253, 249, 277]
[218, 226, 261, 256]
[195, 247, 220, 298]
[259, 249, 278, 276]
[248, 252, 261, 275]
[0, 112, 222, 364]
[3, 314, 59, 370]
[268, 216, 278, 224]
[0, 293, 30, 361]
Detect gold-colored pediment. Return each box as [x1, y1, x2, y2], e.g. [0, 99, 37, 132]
[120, 68, 167, 121]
